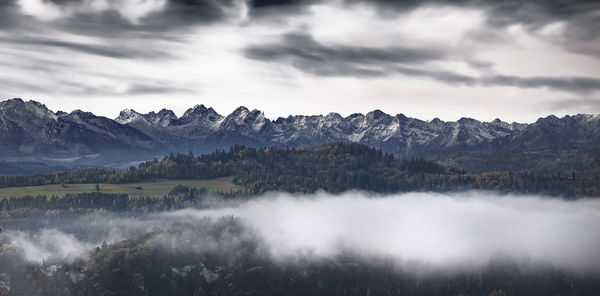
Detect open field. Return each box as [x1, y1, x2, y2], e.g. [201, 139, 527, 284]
[0, 177, 243, 198]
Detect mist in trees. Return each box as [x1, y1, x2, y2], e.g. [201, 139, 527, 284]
[1, 191, 600, 295]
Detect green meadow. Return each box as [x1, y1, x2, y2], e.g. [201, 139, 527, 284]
[0, 177, 242, 199]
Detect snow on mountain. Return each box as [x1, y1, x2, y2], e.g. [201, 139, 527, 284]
[2, 98, 600, 165]
[0, 98, 158, 157]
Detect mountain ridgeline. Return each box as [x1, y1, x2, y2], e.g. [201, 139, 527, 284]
[2, 98, 600, 173]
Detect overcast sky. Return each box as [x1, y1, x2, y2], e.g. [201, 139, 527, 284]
[1, 0, 599, 122]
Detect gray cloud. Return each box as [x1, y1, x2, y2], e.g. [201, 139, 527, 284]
[546, 98, 600, 112]
[2, 0, 599, 41]
[244, 33, 600, 94]
[14, 0, 237, 31]
[244, 33, 446, 75]
[481, 75, 600, 93]
[246, 0, 600, 61]
[247, 0, 600, 32]
[340, 0, 600, 32]
[0, 36, 169, 59]
[126, 83, 191, 95]
[0, 0, 598, 121]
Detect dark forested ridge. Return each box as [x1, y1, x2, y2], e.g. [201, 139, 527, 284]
[2, 218, 599, 296]
[1, 142, 599, 197]
[420, 148, 600, 178]
[1, 142, 600, 296]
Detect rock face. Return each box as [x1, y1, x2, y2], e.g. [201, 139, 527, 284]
[2, 98, 600, 166]
[0, 99, 158, 160]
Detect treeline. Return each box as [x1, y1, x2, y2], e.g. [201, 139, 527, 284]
[0, 186, 241, 215]
[0, 142, 446, 188]
[1, 142, 599, 197]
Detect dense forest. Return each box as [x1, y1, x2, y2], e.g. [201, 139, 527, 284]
[1, 142, 599, 295]
[0, 186, 219, 218]
[1, 216, 599, 296]
[1, 142, 599, 197]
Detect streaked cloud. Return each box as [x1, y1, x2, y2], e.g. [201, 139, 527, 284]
[0, 0, 598, 122]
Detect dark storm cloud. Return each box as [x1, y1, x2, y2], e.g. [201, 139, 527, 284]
[248, 0, 600, 56]
[2, 0, 598, 42]
[0, 0, 24, 28]
[244, 33, 600, 94]
[247, 0, 600, 27]
[394, 68, 600, 94]
[339, 0, 600, 28]
[126, 83, 191, 95]
[481, 76, 600, 93]
[244, 33, 446, 75]
[0, 0, 239, 35]
[144, 0, 238, 29]
[250, 0, 312, 8]
[247, 0, 318, 18]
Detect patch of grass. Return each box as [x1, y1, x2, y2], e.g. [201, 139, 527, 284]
[0, 177, 243, 199]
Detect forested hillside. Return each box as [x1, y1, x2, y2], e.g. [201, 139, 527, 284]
[1, 142, 599, 197]
[3, 218, 599, 296]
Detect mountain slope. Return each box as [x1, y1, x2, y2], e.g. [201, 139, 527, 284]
[0, 99, 160, 159]
[2, 98, 600, 168]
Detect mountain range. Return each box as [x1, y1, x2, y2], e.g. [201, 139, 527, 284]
[1, 98, 600, 171]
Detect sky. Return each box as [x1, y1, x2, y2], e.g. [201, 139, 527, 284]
[1, 0, 600, 122]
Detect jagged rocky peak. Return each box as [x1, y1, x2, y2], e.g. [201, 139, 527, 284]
[229, 106, 250, 117]
[347, 113, 365, 119]
[221, 106, 269, 132]
[583, 114, 600, 122]
[324, 112, 343, 122]
[489, 118, 511, 129]
[183, 104, 217, 117]
[69, 109, 112, 123]
[0, 98, 57, 120]
[228, 106, 265, 121]
[116, 109, 143, 124]
[3, 98, 600, 158]
[181, 104, 222, 123]
[144, 109, 177, 126]
[365, 109, 391, 121]
[490, 118, 504, 125]
[182, 104, 208, 117]
[537, 114, 560, 123]
[396, 113, 408, 121]
[0, 97, 25, 108]
[457, 117, 480, 125]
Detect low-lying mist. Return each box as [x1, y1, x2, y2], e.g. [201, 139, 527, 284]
[3, 191, 600, 273]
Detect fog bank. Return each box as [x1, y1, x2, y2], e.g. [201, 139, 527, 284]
[171, 191, 600, 272]
[3, 191, 600, 273]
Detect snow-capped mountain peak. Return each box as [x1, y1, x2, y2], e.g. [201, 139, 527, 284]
[2, 99, 600, 163]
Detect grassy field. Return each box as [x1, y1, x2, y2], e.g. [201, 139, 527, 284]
[0, 177, 243, 199]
